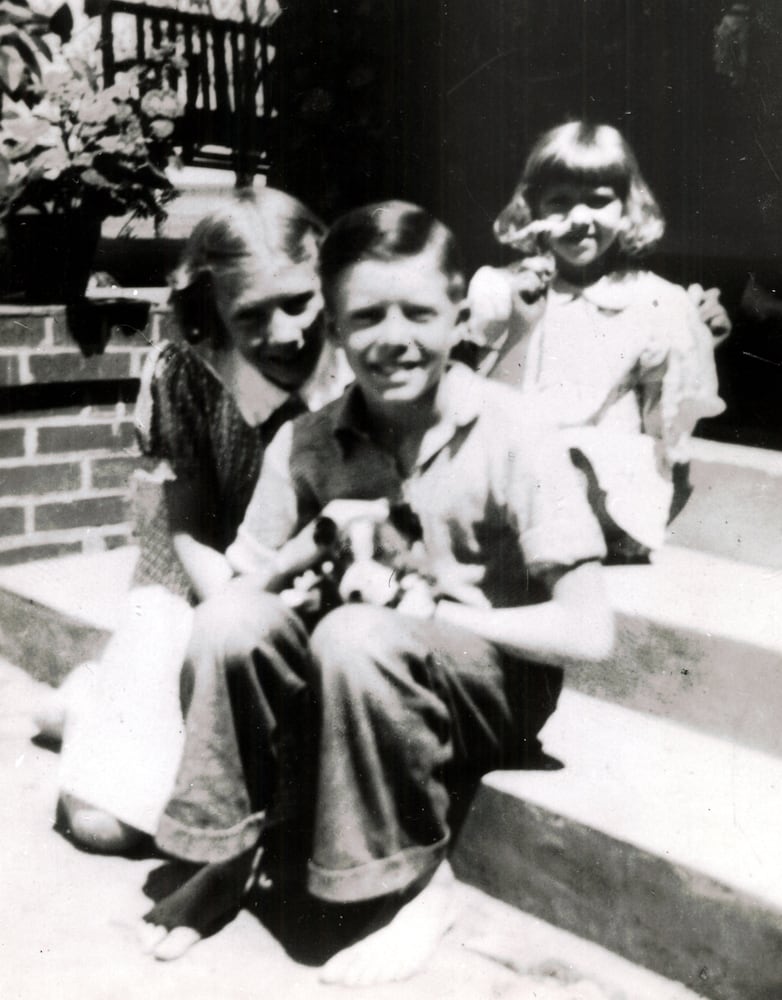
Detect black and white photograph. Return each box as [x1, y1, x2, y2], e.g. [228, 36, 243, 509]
[0, 2, 780, 998]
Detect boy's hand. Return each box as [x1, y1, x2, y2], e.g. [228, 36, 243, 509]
[688, 283, 732, 345]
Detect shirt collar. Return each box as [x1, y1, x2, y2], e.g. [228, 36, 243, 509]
[299, 338, 354, 412]
[201, 340, 353, 427]
[332, 362, 483, 466]
[550, 269, 641, 312]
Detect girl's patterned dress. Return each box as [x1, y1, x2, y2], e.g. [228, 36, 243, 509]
[59, 338, 344, 835]
[131, 340, 272, 599]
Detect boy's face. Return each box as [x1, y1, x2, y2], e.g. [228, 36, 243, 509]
[330, 249, 462, 415]
[215, 251, 325, 390]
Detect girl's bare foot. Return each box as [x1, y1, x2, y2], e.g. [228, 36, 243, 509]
[60, 793, 144, 854]
[319, 861, 458, 987]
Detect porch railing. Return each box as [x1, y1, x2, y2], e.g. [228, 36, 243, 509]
[99, 0, 273, 180]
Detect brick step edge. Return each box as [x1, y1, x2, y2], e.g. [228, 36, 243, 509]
[0, 586, 109, 687]
[452, 689, 782, 1000]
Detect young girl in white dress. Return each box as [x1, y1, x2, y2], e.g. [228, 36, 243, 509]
[468, 121, 725, 560]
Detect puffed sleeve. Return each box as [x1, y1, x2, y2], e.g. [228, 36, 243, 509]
[467, 266, 515, 348]
[133, 341, 214, 539]
[134, 342, 204, 475]
[638, 279, 725, 465]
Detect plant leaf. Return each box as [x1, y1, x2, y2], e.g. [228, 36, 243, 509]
[29, 144, 69, 177]
[0, 46, 26, 94]
[81, 166, 116, 189]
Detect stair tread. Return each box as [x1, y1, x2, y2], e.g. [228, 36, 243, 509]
[606, 546, 782, 652]
[1, 542, 779, 646]
[488, 688, 782, 910]
[0, 547, 138, 633]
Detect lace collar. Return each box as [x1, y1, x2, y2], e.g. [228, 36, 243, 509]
[549, 270, 646, 312]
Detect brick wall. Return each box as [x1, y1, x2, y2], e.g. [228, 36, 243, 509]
[0, 298, 175, 565]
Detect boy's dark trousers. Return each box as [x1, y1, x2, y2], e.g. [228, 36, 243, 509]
[156, 578, 563, 902]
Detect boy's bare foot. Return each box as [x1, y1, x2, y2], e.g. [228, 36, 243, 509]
[138, 923, 202, 961]
[60, 794, 144, 854]
[138, 849, 255, 961]
[319, 861, 457, 987]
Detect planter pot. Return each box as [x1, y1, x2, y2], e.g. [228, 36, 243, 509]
[7, 212, 103, 304]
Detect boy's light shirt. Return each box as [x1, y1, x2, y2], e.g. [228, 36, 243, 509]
[227, 363, 606, 604]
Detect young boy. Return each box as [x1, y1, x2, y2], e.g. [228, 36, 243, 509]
[140, 201, 614, 984]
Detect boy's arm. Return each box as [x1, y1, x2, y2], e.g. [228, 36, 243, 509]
[226, 421, 391, 588]
[434, 559, 614, 665]
[226, 422, 303, 581]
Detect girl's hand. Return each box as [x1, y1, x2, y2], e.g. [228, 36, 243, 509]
[687, 283, 732, 345]
[507, 255, 555, 303]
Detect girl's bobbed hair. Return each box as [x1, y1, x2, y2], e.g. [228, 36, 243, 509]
[494, 121, 665, 258]
[319, 200, 466, 309]
[169, 188, 325, 347]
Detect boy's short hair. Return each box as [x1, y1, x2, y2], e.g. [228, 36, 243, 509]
[494, 121, 664, 258]
[170, 188, 325, 347]
[319, 200, 466, 309]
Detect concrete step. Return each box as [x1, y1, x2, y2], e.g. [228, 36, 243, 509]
[452, 688, 782, 1000]
[584, 545, 782, 758]
[2, 542, 778, 999]
[1, 541, 780, 756]
[0, 651, 704, 1000]
[0, 547, 136, 686]
[669, 437, 782, 570]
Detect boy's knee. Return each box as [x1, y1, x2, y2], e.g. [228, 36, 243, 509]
[311, 604, 409, 690]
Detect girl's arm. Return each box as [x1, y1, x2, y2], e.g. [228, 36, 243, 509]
[466, 266, 514, 357]
[466, 265, 548, 382]
[434, 559, 614, 666]
[135, 342, 232, 602]
[171, 533, 233, 603]
[638, 284, 725, 463]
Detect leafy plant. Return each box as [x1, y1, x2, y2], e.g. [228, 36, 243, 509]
[0, 42, 184, 224]
[0, 0, 73, 99]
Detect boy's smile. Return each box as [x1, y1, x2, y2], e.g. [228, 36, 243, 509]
[331, 251, 462, 418]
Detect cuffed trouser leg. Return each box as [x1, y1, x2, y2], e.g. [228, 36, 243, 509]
[156, 578, 314, 864]
[306, 604, 562, 904]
